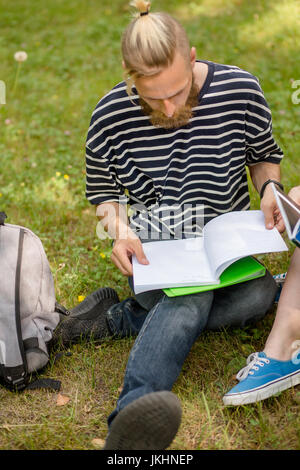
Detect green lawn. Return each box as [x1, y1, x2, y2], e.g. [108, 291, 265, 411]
[0, 0, 299, 450]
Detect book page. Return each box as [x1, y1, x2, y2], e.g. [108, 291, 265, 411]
[132, 237, 217, 294]
[204, 210, 288, 278]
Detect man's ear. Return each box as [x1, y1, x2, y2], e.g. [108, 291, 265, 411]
[190, 47, 196, 68]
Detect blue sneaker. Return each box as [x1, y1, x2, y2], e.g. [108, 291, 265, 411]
[223, 351, 300, 406]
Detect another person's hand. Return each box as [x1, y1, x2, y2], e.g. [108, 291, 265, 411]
[288, 185, 300, 206]
[111, 235, 149, 276]
[260, 184, 285, 233]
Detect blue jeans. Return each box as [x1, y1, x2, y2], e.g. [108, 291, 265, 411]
[106, 270, 277, 425]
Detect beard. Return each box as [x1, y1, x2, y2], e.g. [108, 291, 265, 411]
[139, 76, 200, 129]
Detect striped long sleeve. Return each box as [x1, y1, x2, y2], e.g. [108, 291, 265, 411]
[85, 61, 283, 238]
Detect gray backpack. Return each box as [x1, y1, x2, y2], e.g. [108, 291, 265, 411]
[0, 213, 67, 391]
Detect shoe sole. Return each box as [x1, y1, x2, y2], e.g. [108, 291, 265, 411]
[70, 287, 120, 319]
[103, 391, 182, 450]
[223, 370, 300, 406]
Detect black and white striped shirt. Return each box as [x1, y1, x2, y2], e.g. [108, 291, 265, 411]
[86, 60, 283, 239]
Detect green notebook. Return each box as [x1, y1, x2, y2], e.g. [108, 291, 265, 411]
[163, 256, 266, 297]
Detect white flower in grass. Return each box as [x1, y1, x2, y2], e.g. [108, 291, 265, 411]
[12, 51, 28, 95]
[14, 51, 28, 62]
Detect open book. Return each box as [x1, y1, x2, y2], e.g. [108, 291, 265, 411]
[132, 210, 288, 295]
[271, 183, 300, 248]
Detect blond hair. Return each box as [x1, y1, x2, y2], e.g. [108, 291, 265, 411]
[122, 1, 191, 94]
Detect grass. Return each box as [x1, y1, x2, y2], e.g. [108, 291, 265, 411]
[0, 0, 299, 450]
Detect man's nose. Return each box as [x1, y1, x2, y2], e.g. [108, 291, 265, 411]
[161, 99, 176, 117]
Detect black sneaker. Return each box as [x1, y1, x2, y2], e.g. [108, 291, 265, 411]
[104, 391, 182, 450]
[53, 287, 119, 346]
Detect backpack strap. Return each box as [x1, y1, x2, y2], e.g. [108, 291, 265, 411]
[25, 378, 61, 391]
[14, 229, 28, 389]
[55, 302, 70, 316]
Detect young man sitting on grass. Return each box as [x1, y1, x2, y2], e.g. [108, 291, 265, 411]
[55, 0, 288, 450]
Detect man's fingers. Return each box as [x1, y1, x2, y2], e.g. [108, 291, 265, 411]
[110, 251, 132, 276]
[110, 238, 149, 276]
[263, 208, 275, 229]
[274, 211, 285, 233]
[260, 192, 277, 230]
[133, 242, 149, 265]
[261, 200, 286, 232]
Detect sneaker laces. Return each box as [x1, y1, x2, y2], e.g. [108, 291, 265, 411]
[273, 272, 287, 284]
[236, 352, 270, 382]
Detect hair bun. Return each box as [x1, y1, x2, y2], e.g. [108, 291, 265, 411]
[130, 1, 151, 16]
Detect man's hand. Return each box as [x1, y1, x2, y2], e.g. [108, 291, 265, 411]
[96, 201, 149, 276]
[248, 162, 284, 232]
[111, 235, 149, 276]
[260, 184, 285, 233]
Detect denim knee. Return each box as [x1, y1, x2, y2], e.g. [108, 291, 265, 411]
[106, 297, 149, 337]
[128, 276, 165, 311]
[154, 291, 214, 340]
[206, 270, 277, 330]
